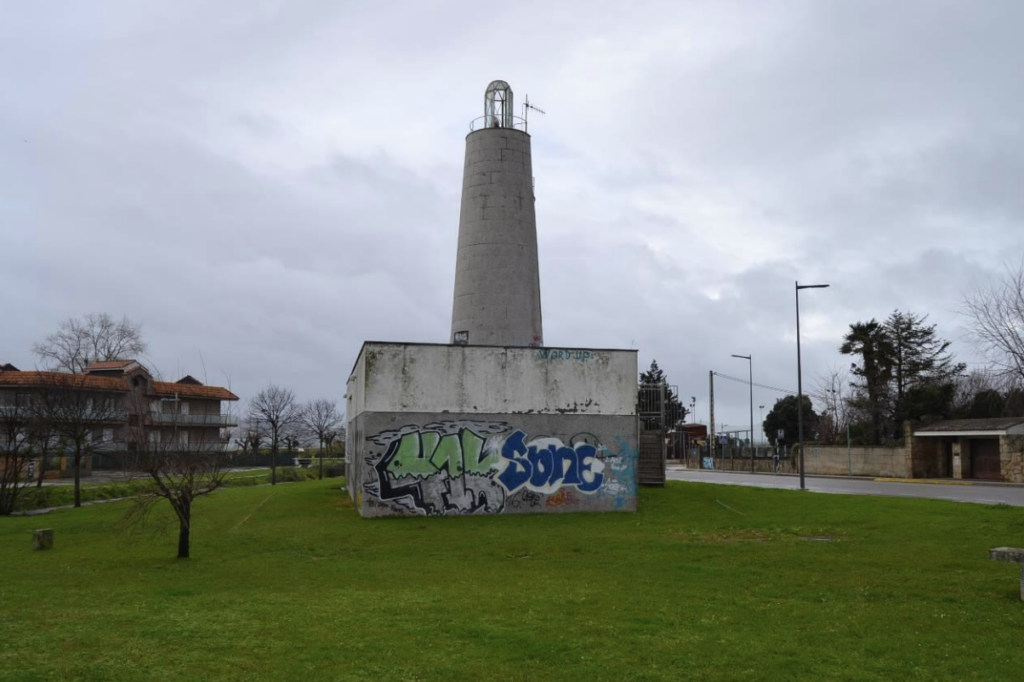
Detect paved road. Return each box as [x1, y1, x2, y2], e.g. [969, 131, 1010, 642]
[667, 468, 1024, 506]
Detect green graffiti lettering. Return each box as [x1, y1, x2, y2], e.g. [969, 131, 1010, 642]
[386, 432, 437, 479]
[421, 431, 440, 461]
[384, 427, 497, 480]
[430, 433, 464, 474]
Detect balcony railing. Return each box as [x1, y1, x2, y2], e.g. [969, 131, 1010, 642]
[147, 413, 239, 427]
[91, 442, 128, 452]
[0, 406, 128, 422]
[90, 441, 235, 453]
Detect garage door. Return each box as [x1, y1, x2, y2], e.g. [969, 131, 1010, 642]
[971, 439, 1001, 480]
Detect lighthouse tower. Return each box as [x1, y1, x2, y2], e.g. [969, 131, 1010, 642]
[450, 81, 543, 347]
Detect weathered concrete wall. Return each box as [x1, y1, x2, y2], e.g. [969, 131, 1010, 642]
[349, 412, 637, 517]
[683, 456, 794, 474]
[684, 444, 909, 477]
[346, 343, 638, 517]
[801, 445, 910, 477]
[349, 343, 636, 418]
[450, 127, 543, 347]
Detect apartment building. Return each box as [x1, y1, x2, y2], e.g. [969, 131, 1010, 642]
[0, 360, 239, 478]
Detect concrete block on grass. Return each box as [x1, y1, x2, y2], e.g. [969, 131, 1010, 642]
[33, 529, 54, 550]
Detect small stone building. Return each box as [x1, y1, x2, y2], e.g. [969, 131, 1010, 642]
[913, 418, 1024, 482]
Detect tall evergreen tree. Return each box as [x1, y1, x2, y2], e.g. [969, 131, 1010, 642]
[638, 360, 688, 430]
[885, 310, 965, 428]
[841, 312, 965, 444]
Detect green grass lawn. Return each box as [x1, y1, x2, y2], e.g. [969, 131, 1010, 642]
[1, 479, 1022, 681]
[11, 468, 316, 512]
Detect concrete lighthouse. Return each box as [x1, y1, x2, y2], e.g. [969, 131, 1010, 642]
[450, 80, 543, 347]
[344, 80, 641, 519]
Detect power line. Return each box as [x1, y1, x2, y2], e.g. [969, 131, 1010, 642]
[712, 371, 797, 396]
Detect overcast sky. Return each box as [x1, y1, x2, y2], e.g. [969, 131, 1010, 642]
[2, 1, 1021, 432]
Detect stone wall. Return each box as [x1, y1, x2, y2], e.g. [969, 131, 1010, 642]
[1000, 435, 1024, 483]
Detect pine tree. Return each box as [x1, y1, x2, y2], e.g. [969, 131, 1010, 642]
[841, 312, 965, 444]
[638, 360, 688, 430]
[885, 310, 965, 430]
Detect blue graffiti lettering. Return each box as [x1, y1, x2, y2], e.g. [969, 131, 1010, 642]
[575, 444, 602, 493]
[498, 432, 532, 491]
[498, 430, 605, 494]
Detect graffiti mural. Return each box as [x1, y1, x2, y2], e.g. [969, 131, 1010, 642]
[535, 349, 594, 362]
[363, 420, 627, 516]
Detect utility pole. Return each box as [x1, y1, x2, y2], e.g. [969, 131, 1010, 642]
[796, 281, 830, 490]
[708, 371, 715, 469]
[732, 354, 754, 473]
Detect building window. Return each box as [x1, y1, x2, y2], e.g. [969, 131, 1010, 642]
[102, 429, 113, 443]
[180, 402, 189, 416]
[179, 431, 189, 445]
[148, 431, 161, 445]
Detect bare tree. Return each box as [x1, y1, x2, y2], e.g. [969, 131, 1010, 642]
[951, 369, 998, 416]
[33, 313, 147, 374]
[248, 385, 300, 485]
[812, 365, 851, 445]
[301, 399, 342, 479]
[963, 261, 1024, 383]
[30, 372, 124, 507]
[0, 394, 34, 515]
[233, 418, 263, 459]
[119, 395, 228, 559]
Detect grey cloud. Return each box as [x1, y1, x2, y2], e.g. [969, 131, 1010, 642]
[1, 0, 1021, 430]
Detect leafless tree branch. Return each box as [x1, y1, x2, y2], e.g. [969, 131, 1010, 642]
[247, 385, 300, 485]
[301, 398, 342, 480]
[962, 260, 1024, 383]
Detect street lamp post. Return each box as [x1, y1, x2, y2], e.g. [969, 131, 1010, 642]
[731, 354, 754, 472]
[796, 281, 830, 490]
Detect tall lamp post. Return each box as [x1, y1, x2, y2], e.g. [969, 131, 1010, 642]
[731, 354, 754, 473]
[796, 281, 830, 490]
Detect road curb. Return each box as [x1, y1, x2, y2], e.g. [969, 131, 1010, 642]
[666, 466, 1024, 489]
[873, 477, 973, 486]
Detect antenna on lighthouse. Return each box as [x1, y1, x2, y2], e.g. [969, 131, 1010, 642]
[523, 95, 546, 133]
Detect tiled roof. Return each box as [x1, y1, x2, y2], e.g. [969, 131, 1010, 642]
[916, 417, 1024, 433]
[0, 371, 130, 392]
[84, 360, 138, 371]
[0, 363, 19, 371]
[152, 381, 239, 401]
[0, 371, 236, 400]
[176, 375, 204, 385]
